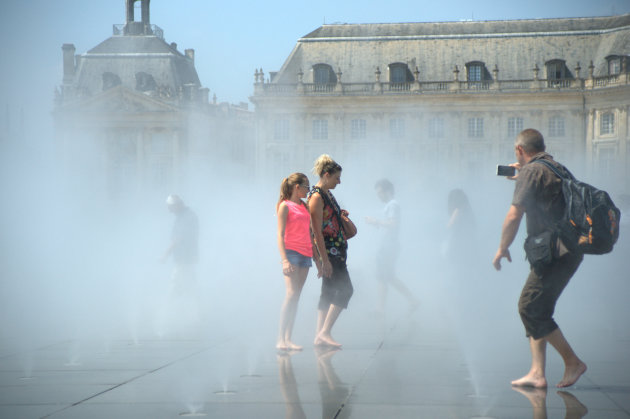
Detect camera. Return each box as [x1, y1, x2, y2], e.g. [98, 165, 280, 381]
[496, 165, 516, 177]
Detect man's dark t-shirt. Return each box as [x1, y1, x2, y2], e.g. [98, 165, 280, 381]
[512, 152, 565, 237]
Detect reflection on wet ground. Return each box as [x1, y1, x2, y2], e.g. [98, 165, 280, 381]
[0, 300, 629, 418]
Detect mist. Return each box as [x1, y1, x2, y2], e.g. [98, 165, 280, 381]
[1, 3, 629, 417]
[2, 94, 628, 388]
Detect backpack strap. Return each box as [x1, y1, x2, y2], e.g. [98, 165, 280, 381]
[531, 158, 575, 181]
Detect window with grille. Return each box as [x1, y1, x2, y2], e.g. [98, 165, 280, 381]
[507, 117, 523, 138]
[607, 57, 621, 75]
[350, 119, 366, 139]
[429, 117, 444, 139]
[389, 118, 405, 139]
[600, 112, 615, 135]
[548, 116, 565, 137]
[468, 64, 482, 82]
[467, 118, 484, 138]
[313, 119, 328, 140]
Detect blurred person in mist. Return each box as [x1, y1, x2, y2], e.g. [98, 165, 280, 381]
[160, 195, 199, 327]
[445, 188, 477, 260]
[365, 179, 419, 314]
[493, 129, 587, 388]
[308, 154, 355, 348]
[276, 172, 315, 351]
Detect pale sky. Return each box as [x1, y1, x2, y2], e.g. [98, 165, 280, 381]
[1, 0, 628, 140]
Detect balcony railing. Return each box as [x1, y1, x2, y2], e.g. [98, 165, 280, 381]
[113, 23, 164, 39]
[547, 78, 572, 88]
[254, 73, 629, 97]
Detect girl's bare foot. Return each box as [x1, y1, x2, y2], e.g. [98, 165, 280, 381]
[557, 361, 587, 388]
[557, 390, 588, 417]
[314, 332, 341, 348]
[511, 372, 548, 388]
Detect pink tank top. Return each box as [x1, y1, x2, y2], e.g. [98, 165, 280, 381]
[283, 200, 313, 257]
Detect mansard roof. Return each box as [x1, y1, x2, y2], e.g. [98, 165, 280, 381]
[301, 14, 630, 40]
[72, 34, 200, 98]
[270, 14, 630, 84]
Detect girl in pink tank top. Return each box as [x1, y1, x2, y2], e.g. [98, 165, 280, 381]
[276, 172, 314, 351]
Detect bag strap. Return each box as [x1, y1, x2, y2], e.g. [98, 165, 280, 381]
[531, 158, 575, 181]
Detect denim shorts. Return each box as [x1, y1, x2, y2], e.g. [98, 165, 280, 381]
[286, 249, 312, 268]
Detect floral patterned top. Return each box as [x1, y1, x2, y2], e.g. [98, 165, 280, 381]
[307, 186, 348, 262]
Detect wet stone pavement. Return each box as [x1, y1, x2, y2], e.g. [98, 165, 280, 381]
[1, 296, 629, 419]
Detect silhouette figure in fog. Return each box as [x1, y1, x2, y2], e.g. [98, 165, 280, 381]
[276, 173, 314, 351]
[493, 129, 587, 388]
[308, 154, 355, 348]
[365, 179, 419, 313]
[160, 194, 199, 330]
[445, 188, 477, 265]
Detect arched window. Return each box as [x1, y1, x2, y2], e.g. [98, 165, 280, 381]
[102, 72, 121, 91]
[545, 60, 572, 87]
[135, 72, 157, 92]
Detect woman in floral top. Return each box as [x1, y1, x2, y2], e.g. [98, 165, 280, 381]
[307, 154, 355, 348]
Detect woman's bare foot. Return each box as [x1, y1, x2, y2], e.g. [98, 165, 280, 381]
[511, 372, 548, 388]
[557, 361, 587, 388]
[276, 341, 288, 351]
[314, 332, 342, 348]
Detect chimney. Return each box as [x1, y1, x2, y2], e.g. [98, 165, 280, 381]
[62, 44, 76, 83]
[141, 0, 150, 25]
[185, 49, 195, 63]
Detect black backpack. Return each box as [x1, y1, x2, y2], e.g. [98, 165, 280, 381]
[533, 159, 621, 255]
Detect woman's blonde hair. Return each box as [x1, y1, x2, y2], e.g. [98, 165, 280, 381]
[277, 172, 309, 211]
[312, 154, 342, 178]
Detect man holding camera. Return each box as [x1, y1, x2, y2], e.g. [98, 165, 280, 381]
[492, 128, 587, 388]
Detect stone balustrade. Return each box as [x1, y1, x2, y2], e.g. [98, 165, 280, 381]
[253, 72, 629, 96]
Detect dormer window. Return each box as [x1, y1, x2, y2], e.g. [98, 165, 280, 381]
[546, 60, 572, 87]
[467, 63, 482, 81]
[312, 64, 336, 92]
[607, 56, 622, 75]
[466, 62, 491, 89]
[313, 64, 336, 84]
[102, 72, 121, 91]
[135, 72, 157, 92]
[389, 63, 413, 83]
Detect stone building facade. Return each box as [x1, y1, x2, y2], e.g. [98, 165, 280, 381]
[54, 0, 254, 204]
[250, 14, 630, 193]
